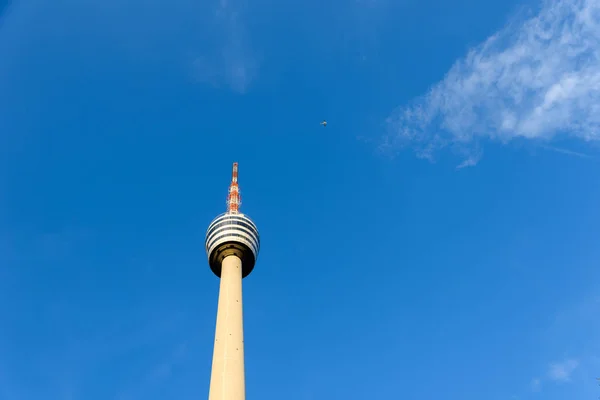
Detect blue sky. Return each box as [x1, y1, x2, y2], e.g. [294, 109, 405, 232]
[1, 0, 599, 399]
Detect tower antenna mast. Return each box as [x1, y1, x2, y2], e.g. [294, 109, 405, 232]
[226, 162, 241, 213]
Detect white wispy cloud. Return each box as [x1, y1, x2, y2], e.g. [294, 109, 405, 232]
[548, 359, 579, 381]
[530, 377, 541, 391]
[509, 290, 600, 398]
[0, 0, 258, 95]
[0, 1, 13, 25]
[383, 0, 600, 166]
[192, 0, 258, 93]
[115, 341, 189, 400]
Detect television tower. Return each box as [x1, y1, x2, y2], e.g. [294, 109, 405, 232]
[205, 162, 260, 400]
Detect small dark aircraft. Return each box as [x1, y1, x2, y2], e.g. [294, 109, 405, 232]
[320, 120, 327, 127]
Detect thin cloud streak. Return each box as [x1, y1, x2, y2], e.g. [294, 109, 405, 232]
[383, 0, 600, 166]
[540, 144, 592, 158]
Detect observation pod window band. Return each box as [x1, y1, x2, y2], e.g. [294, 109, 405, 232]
[205, 217, 260, 253]
[206, 215, 260, 279]
[207, 213, 259, 236]
[205, 214, 260, 258]
[207, 234, 258, 260]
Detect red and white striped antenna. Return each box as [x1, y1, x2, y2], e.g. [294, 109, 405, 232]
[226, 162, 241, 213]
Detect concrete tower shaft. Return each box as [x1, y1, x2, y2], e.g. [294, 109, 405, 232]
[208, 254, 245, 400]
[205, 163, 260, 400]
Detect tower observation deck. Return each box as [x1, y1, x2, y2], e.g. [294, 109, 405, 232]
[205, 212, 260, 278]
[205, 162, 260, 400]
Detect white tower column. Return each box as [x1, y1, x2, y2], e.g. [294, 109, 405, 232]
[208, 254, 246, 400]
[206, 163, 259, 400]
